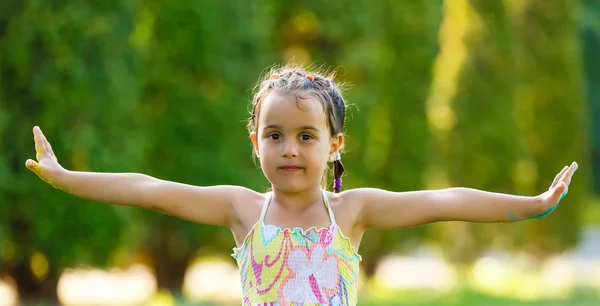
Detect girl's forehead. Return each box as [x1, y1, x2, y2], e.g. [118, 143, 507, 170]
[259, 92, 328, 128]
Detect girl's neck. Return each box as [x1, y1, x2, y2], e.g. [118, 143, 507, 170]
[270, 185, 324, 212]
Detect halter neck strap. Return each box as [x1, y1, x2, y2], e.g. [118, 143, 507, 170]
[259, 192, 272, 221]
[322, 189, 337, 225]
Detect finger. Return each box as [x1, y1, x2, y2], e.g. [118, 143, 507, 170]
[25, 159, 41, 175]
[554, 182, 568, 204]
[47, 142, 58, 161]
[33, 126, 48, 160]
[554, 181, 567, 194]
[560, 162, 578, 187]
[41, 131, 58, 160]
[551, 166, 569, 189]
[35, 126, 57, 161]
[38, 127, 53, 156]
[557, 163, 573, 185]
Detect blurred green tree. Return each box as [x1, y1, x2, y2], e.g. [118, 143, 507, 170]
[431, 0, 522, 263]
[132, 0, 277, 292]
[277, 1, 444, 275]
[581, 0, 600, 193]
[509, 0, 588, 254]
[0, 1, 142, 302]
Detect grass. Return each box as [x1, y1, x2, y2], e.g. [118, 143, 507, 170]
[359, 287, 600, 306]
[162, 286, 600, 306]
[23, 285, 600, 305]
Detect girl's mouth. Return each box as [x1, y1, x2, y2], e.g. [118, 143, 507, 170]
[279, 166, 303, 172]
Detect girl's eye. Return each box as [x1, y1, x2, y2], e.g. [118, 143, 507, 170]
[268, 133, 281, 140]
[300, 134, 313, 141]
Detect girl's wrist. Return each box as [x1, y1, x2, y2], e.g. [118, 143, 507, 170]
[529, 193, 562, 219]
[531, 195, 547, 215]
[49, 168, 72, 193]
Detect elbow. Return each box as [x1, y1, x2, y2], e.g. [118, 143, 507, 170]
[430, 189, 460, 222]
[136, 175, 162, 209]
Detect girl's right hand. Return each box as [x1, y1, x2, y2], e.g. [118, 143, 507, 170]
[25, 126, 67, 189]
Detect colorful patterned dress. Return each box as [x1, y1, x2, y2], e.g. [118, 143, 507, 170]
[232, 190, 362, 306]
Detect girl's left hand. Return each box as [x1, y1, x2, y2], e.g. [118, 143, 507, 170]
[533, 161, 578, 219]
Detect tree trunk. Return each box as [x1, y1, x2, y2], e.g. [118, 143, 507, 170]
[11, 261, 59, 305]
[8, 214, 59, 304]
[152, 251, 192, 294]
[146, 220, 194, 294]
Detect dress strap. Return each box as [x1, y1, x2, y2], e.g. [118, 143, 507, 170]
[259, 192, 272, 222]
[321, 189, 337, 225]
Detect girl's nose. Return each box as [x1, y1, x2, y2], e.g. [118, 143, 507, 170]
[282, 141, 298, 158]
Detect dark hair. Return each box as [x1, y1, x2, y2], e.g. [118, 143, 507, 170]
[248, 64, 348, 192]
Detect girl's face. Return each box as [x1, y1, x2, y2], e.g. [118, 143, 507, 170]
[250, 91, 343, 193]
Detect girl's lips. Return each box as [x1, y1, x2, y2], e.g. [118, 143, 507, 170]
[279, 166, 303, 172]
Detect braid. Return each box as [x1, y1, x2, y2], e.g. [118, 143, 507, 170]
[333, 153, 345, 193]
[328, 79, 347, 193]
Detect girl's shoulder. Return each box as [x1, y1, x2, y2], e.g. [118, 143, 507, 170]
[229, 187, 268, 243]
[230, 186, 266, 214]
[326, 188, 366, 225]
[333, 188, 369, 207]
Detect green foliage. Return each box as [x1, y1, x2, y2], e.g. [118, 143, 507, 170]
[433, 0, 523, 263]
[509, 0, 588, 252]
[0, 0, 140, 280]
[329, 1, 443, 271]
[582, 0, 600, 193]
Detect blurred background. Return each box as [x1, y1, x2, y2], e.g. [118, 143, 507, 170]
[1, 0, 600, 305]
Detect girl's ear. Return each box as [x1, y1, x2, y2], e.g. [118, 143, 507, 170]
[329, 133, 344, 159]
[250, 131, 259, 157]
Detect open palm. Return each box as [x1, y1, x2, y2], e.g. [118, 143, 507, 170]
[533, 162, 578, 219]
[25, 126, 66, 188]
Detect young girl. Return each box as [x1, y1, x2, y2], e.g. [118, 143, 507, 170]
[26, 65, 577, 306]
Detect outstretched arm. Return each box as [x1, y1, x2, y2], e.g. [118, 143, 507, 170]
[353, 163, 577, 230]
[25, 126, 252, 227]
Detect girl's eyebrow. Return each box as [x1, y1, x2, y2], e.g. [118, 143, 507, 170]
[263, 124, 321, 132]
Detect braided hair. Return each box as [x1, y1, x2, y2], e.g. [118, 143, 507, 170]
[248, 65, 348, 193]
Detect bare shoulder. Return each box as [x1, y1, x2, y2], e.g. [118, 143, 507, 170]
[330, 188, 366, 208]
[335, 187, 374, 209]
[322, 189, 370, 251]
[224, 185, 263, 200]
[326, 188, 366, 230]
[334, 187, 388, 230]
[337, 187, 397, 205]
[228, 188, 269, 248]
[229, 186, 265, 217]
